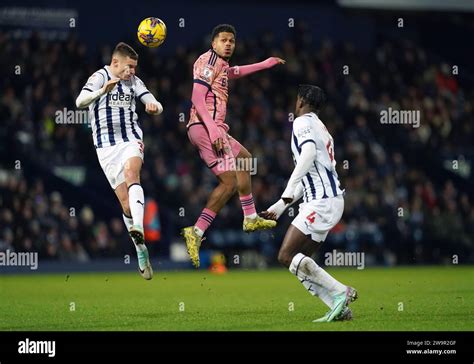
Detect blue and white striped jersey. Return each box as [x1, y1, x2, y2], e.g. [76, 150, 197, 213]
[81, 66, 150, 148]
[291, 112, 344, 202]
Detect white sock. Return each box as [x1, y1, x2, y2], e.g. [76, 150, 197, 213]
[122, 213, 146, 253]
[289, 253, 346, 296]
[128, 184, 145, 229]
[193, 226, 204, 238]
[298, 276, 334, 308]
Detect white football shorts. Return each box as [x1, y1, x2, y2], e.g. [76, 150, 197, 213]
[96, 140, 144, 189]
[291, 194, 344, 242]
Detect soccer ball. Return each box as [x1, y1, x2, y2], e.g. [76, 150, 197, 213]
[137, 17, 167, 48]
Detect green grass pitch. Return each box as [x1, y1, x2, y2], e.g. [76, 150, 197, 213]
[0, 266, 473, 331]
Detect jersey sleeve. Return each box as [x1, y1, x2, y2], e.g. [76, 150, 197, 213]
[82, 71, 106, 92]
[135, 76, 151, 101]
[293, 116, 315, 149]
[193, 54, 220, 89]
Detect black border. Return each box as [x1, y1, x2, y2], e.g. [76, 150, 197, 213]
[0, 331, 472, 360]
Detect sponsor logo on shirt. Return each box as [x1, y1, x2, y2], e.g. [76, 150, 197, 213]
[297, 126, 311, 138]
[108, 92, 132, 107]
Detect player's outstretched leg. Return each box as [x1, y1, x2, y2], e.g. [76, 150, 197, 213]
[234, 146, 276, 232]
[279, 225, 357, 322]
[125, 157, 146, 242]
[116, 156, 152, 280]
[291, 254, 357, 322]
[278, 226, 339, 319]
[182, 171, 237, 268]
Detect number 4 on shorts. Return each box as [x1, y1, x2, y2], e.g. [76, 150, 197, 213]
[306, 211, 316, 224]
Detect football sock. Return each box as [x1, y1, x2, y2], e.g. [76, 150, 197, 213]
[122, 213, 146, 252]
[128, 183, 145, 229]
[240, 193, 257, 219]
[194, 208, 216, 237]
[290, 253, 346, 297]
[298, 275, 334, 309]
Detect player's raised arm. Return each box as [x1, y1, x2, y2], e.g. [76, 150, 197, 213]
[135, 77, 163, 115]
[141, 93, 163, 115]
[75, 72, 119, 109]
[227, 57, 285, 79]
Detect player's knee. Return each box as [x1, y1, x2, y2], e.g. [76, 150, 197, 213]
[124, 168, 139, 184]
[278, 250, 292, 268]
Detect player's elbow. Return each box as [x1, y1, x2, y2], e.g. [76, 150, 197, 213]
[75, 94, 87, 109]
[75, 98, 84, 109]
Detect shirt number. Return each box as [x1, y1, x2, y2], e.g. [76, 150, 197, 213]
[326, 140, 334, 162]
[306, 211, 316, 224]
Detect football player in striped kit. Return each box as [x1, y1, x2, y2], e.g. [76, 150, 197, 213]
[76, 42, 163, 280]
[261, 85, 358, 322]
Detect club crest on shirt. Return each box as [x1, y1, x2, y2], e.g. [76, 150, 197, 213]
[85, 73, 99, 88]
[201, 66, 214, 82]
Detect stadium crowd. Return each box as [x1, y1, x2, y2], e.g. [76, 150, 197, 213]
[1, 25, 473, 265]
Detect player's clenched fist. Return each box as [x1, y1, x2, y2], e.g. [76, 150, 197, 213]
[145, 103, 161, 114]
